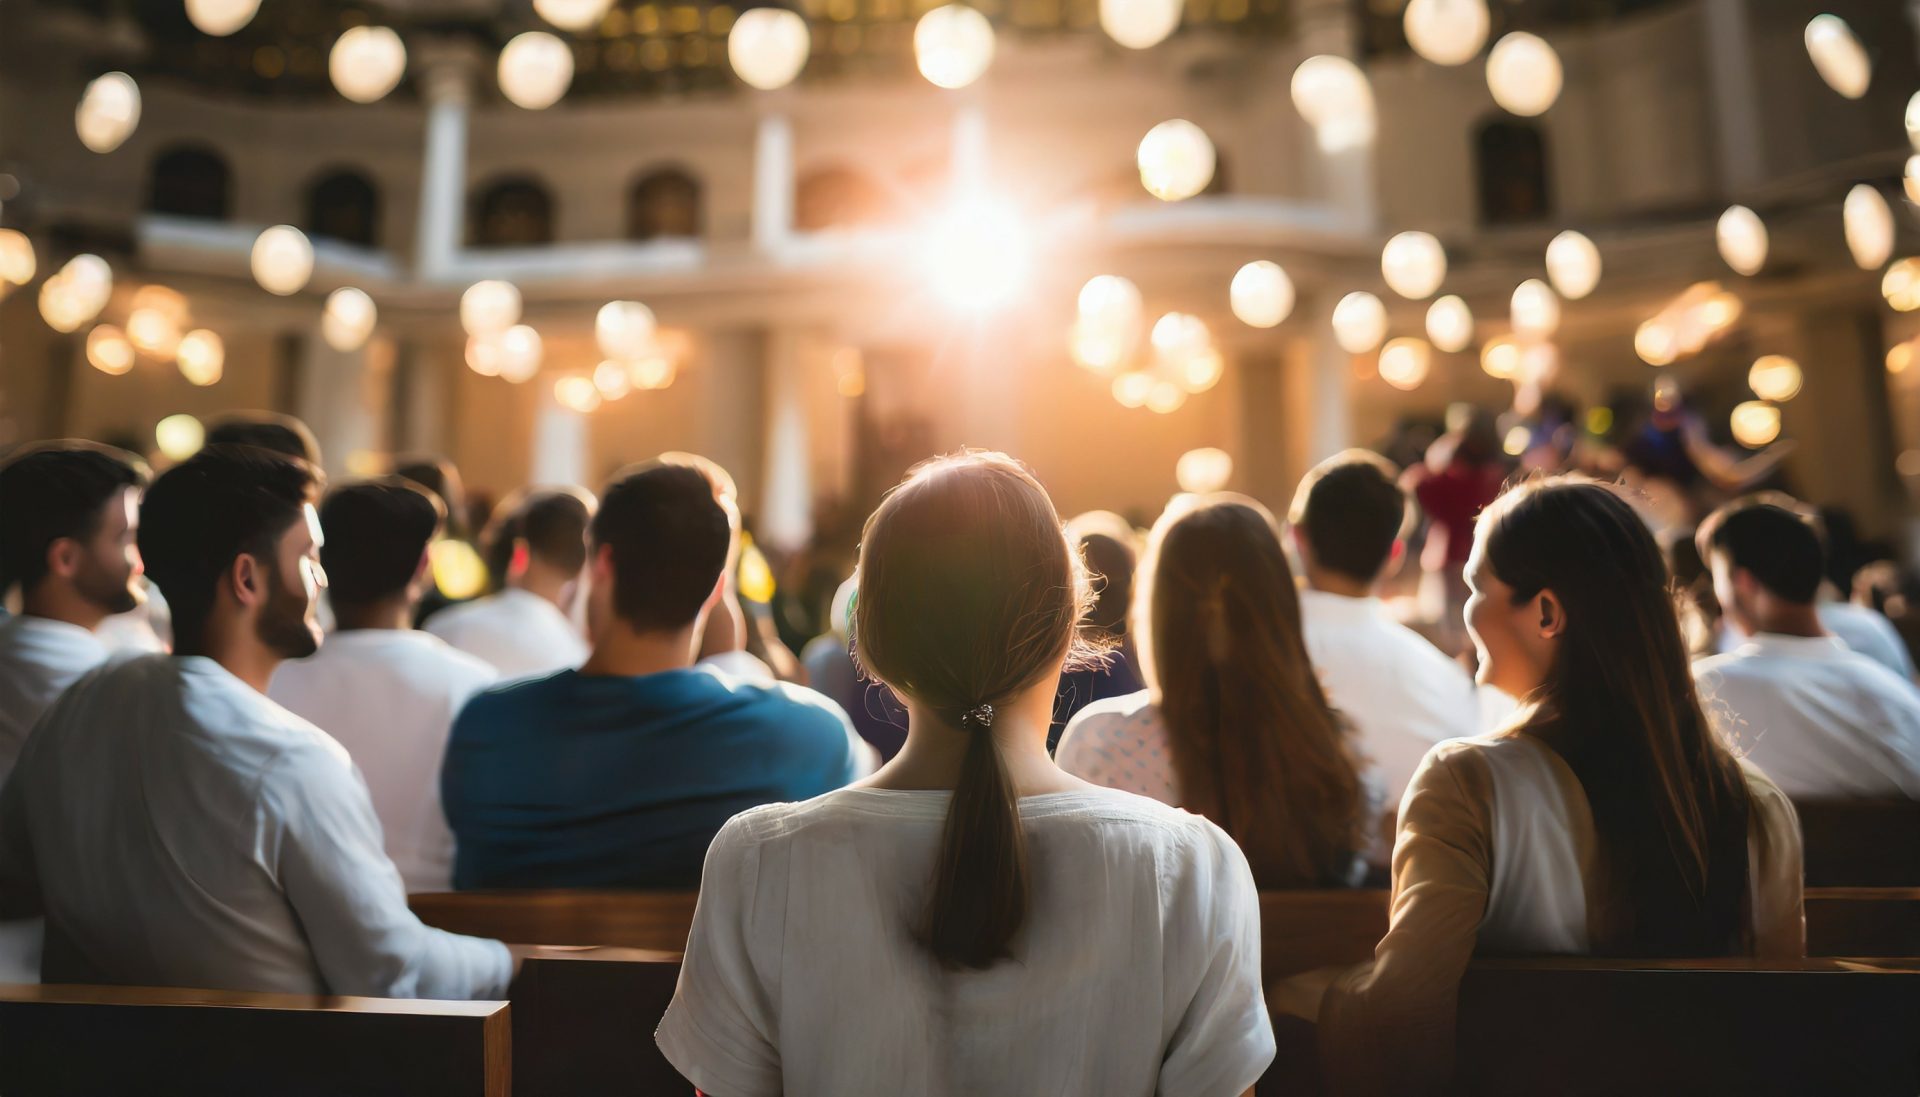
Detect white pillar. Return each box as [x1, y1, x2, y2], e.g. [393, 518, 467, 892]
[759, 329, 813, 553]
[1701, 0, 1767, 194]
[951, 101, 989, 193]
[753, 112, 795, 253]
[294, 334, 390, 478]
[530, 393, 589, 487]
[414, 43, 476, 277]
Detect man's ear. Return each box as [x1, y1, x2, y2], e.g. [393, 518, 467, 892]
[44, 538, 82, 581]
[1536, 589, 1567, 640]
[1287, 525, 1312, 564]
[229, 552, 265, 609]
[507, 538, 532, 580]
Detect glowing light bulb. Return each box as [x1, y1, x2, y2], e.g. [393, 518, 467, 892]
[1402, 0, 1488, 66]
[56, 254, 113, 323]
[499, 31, 574, 110]
[0, 229, 35, 285]
[1716, 205, 1767, 276]
[321, 287, 377, 352]
[1100, 0, 1180, 50]
[1480, 334, 1521, 379]
[1151, 311, 1210, 359]
[1884, 259, 1920, 312]
[1545, 230, 1601, 300]
[596, 300, 657, 361]
[1145, 380, 1187, 414]
[1378, 337, 1432, 390]
[1079, 275, 1142, 328]
[1486, 32, 1561, 117]
[1180, 348, 1224, 393]
[631, 356, 677, 389]
[176, 329, 225, 386]
[534, 0, 614, 31]
[330, 26, 407, 104]
[1291, 55, 1376, 152]
[1905, 156, 1920, 204]
[729, 8, 810, 91]
[496, 325, 544, 383]
[554, 375, 602, 413]
[248, 225, 313, 297]
[1071, 321, 1134, 374]
[1510, 279, 1560, 339]
[1381, 231, 1446, 300]
[914, 5, 995, 90]
[593, 360, 633, 399]
[1112, 371, 1153, 408]
[185, 0, 261, 36]
[1332, 291, 1387, 355]
[1635, 319, 1679, 366]
[1908, 92, 1920, 153]
[1748, 355, 1803, 403]
[466, 335, 504, 377]
[461, 280, 522, 337]
[1230, 261, 1294, 328]
[1427, 295, 1474, 353]
[1730, 400, 1781, 448]
[76, 72, 140, 154]
[1844, 185, 1894, 271]
[1890, 341, 1916, 375]
[86, 324, 134, 375]
[1136, 120, 1215, 202]
[127, 307, 182, 357]
[155, 414, 206, 462]
[1804, 15, 1869, 100]
[1176, 448, 1233, 494]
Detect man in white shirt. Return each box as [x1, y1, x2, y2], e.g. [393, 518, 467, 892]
[1287, 450, 1481, 807]
[425, 487, 593, 681]
[0, 442, 149, 981]
[0, 445, 512, 997]
[1817, 600, 1916, 680]
[271, 479, 497, 892]
[1693, 498, 1920, 799]
[0, 442, 149, 781]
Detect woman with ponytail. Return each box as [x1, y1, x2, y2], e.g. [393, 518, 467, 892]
[1057, 493, 1374, 888]
[657, 452, 1274, 1097]
[1309, 477, 1803, 1096]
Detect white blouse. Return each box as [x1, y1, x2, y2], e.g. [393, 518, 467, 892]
[656, 787, 1275, 1097]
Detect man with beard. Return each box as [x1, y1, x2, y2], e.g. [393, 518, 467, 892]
[0, 446, 512, 998]
[0, 442, 147, 981]
[0, 442, 149, 784]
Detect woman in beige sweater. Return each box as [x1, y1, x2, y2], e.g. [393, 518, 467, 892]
[1309, 477, 1804, 1096]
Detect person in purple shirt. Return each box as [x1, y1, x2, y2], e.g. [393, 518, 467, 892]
[442, 460, 865, 889]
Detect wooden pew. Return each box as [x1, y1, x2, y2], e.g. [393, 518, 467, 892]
[413, 890, 698, 952]
[0, 983, 510, 1097]
[510, 948, 689, 1097]
[1454, 958, 1920, 1096]
[1807, 887, 1920, 958]
[1798, 799, 1920, 886]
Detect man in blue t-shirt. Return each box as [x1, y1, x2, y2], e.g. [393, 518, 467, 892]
[442, 460, 865, 889]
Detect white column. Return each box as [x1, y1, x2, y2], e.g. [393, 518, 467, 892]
[294, 334, 390, 478]
[759, 329, 813, 553]
[530, 392, 589, 487]
[1701, 0, 1767, 194]
[414, 44, 476, 277]
[951, 101, 989, 193]
[753, 112, 795, 253]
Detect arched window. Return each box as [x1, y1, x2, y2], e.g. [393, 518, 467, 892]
[794, 167, 898, 233]
[1476, 119, 1551, 226]
[469, 176, 555, 247]
[305, 168, 380, 248]
[146, 145, 232, 220]
[628, 167, 703, 241]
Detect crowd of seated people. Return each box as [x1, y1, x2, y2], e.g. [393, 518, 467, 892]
[0, 409, 1915, 1095]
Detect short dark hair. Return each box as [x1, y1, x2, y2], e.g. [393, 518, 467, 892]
[205, 412, 323, 467]
[394, 454, 466, 537]
[592, 463, 731, 632]
[0, 442, 149, 595]
[1288, 449, 1410, 582]
[138, 445, 321, 649]
[318, 479, 445, 607]
[480, 488, 594, 588]
[1698, 496, 1824, 604]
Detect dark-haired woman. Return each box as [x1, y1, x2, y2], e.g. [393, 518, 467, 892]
[656, 453, 1274, 1097]
[1056, 494, 1375, 888]
[1310, 477, 1803, 1095]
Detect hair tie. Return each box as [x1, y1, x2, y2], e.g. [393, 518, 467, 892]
[959, 703, 996, 730]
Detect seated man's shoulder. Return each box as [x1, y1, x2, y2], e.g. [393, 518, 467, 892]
[454, 671, 571, 725]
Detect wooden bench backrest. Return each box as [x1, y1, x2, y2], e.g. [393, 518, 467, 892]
[1798, 799, 1920, 887]
[1454, 958, 1920, 1096]
[0, 983, 510, 1097]
[412, 890, 700, 952]
[512, 950, 688, 1097]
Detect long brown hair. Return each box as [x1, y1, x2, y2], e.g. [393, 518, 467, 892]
[1481, 478, 1753, 955]
[1136, 494, 1365, 888]
[852, 452, 1099, 969]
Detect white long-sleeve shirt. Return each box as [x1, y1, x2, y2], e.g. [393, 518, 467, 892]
[0, 615, 110, 785]
[424, 589, 586, 682]
[0, 654, 511, 999]
[270, 630, 498, 892]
